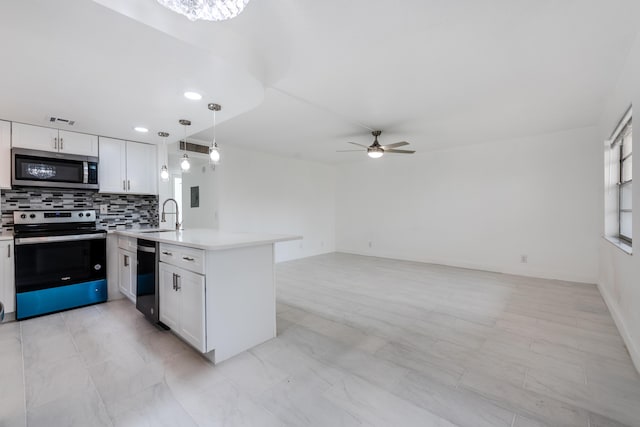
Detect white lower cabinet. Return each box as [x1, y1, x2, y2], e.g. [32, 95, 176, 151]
[0, 240, 15, 315]
[159, 262, 179, 330]
[118, 248, 136, 302]
[159, 261, 206, 352]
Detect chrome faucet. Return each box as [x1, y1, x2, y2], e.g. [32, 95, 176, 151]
[161, 198, 181, 230]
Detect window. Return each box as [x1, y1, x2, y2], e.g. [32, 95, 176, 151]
[610, 108, 632, 244]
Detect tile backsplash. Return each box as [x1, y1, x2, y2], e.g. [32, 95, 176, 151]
[1, 188, 158, 232]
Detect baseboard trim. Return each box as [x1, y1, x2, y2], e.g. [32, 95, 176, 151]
[597, 281, 640, 375]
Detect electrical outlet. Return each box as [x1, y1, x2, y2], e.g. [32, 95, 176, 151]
[521, 255, 528, 263]
[100, 204, 108, 215]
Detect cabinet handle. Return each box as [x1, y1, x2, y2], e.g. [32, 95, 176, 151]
[172, 273, 175, 290]
[162, 251, 173, 256]
[7, 244, 10, 258]
[128, 180, 131, 191]
[182, 256, 195, 262]
[60, 138, 64, 150]
[124, 255, 129, 267]
[123, 180, 126, 191]
[54, 137, 58, 150]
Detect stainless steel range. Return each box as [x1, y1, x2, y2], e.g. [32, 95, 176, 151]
[13, 210, 107, 320]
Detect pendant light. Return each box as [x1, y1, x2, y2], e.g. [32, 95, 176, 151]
[158, 131, 170, 181]
[179, 119, 191, 172]
[208, 103, 222, 164]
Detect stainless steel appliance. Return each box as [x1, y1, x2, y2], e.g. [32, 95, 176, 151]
[12, 148, 99, 190]
[13, 210, 107, 320]
[136, 239, 168, 329]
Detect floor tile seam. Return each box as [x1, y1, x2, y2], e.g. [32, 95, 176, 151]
[63, 314, 115, 427]
[18, 322, 27, 427]
[456, 380, 562, 427]
[519, 369, 635, 427]
[281, 285, 440, 320]
[529, 337, 632, 366]
[493, 324, 626, 358]
[341, 369, 462, 427]
[155, 379, 200, 427]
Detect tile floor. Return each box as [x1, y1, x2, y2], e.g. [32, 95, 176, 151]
[1, 253, 639, 426]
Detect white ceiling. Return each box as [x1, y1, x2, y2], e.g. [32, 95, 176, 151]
[1, 0, 638, 163]
[0, 0, 263, 144]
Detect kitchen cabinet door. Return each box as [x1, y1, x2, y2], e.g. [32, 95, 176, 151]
[0, 241, 15, 314]
[159, 262, 179, 331]
[176, 268, 206, 352]
[99, 137, 127, 193]
[126, 141, 157, 195]
[59, 130, 98, 157]
[12, 123, 59, 152]
[118, 248, 136, 303]
[0, 120, 11, 189]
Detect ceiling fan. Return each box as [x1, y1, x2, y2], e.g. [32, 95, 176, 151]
[338, 130, 415, 158]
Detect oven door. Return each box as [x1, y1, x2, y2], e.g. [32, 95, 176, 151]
[14, 233, 106, 293]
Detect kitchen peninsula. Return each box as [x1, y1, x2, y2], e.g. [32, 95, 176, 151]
[116, 228, 300, 364]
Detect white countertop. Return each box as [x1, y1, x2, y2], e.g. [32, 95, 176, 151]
[115, 228, 301, 251]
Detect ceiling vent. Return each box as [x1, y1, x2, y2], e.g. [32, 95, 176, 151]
[179, 140, 210, 155]
[49, 117, 75, 126]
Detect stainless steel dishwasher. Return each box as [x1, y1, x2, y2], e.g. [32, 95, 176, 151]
[136, 239, 168, 329]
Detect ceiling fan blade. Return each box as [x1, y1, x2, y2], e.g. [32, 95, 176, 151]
[336, 150, 364, 152]
[385, 149, 415, 154]
[380, 141, 409, 149]
[346, 141, 369, 148]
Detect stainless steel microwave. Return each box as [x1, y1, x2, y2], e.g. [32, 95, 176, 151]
[12, 148, 99, 190]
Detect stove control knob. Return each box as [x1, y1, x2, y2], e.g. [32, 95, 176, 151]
[29, 214, 36, 219]
[86, 212, 91, 217]
[79, 213, 84, 217]
[20, 214, 26, 219]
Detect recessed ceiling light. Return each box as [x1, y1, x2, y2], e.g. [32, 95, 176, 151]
[184, 91, 202, 101]
[134, 126, 149, 133]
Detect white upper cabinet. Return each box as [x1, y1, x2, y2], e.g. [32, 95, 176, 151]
[12, 123, 59, 152]
[0, 120, 11, 189]
[58, 130, 98, 157]
[99, 137, 157, 195]
[12, 123, 98, 157]
[98, 137, 127, 193]
[126, 140, 157, 195]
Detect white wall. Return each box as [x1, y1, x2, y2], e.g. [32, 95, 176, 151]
[216, 145, 336, 262]
[597, 35, 640, 372]
[180, 157, 220, 229]
[336, 126, 601, 284]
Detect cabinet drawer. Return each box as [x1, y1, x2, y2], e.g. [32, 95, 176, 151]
[117, 236, 137, 252]
[159, 243, 205, 275]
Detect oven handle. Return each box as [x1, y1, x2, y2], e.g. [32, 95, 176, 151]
[15, 233, 106, 245]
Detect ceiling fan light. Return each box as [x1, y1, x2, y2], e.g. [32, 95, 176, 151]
[157, 0, 251, 21]
[367, 149, 384, 159]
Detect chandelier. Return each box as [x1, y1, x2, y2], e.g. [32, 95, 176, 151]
[156, 0, 251, 22]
